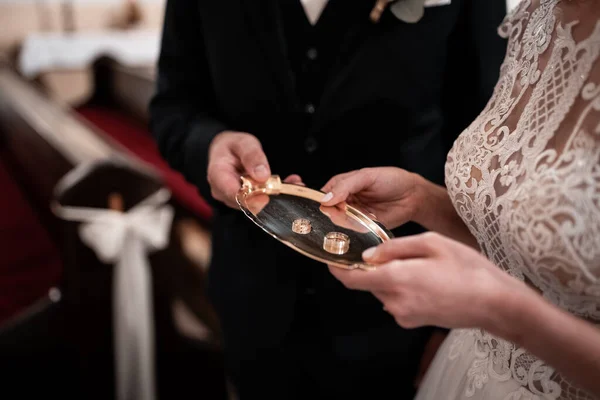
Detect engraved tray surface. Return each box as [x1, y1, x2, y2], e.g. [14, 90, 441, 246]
[236, 175, 393, 270]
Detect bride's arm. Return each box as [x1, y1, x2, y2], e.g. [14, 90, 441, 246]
[411, 174, 479, 248]
[486, 282, 600, 396]
[408, 189, 600, 395]
[331, 232, 600, 397]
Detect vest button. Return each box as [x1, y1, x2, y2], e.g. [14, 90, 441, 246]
[307, 47, 318, 60]
[304, 137, 318, 153]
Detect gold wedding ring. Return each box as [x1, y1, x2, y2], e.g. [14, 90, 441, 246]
[292, 218, 312, 234]
[323, 232, 350, 255]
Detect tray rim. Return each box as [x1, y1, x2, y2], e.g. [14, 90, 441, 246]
[235, 175, 393, 270]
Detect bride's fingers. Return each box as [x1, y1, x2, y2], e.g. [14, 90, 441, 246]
[321, 170, 376, 206]
[321, 170, 360, 194]
[346, 195, 378, 218]
[362, 234, 438, 264]
[328, 262, 406, 292]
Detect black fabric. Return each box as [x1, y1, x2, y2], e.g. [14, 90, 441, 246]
[279, 0, 375, 111]
[150, 0, 508, 398]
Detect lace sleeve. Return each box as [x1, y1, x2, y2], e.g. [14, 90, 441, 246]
[498, 0, 531, 39]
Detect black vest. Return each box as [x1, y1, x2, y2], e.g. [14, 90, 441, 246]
[279, 0, 377, 154]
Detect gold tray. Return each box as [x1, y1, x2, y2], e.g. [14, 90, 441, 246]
[236, 175, 393, 270]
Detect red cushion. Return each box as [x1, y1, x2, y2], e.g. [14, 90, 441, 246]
[76, 106, 213, 221]
[0, 153, 62, 324]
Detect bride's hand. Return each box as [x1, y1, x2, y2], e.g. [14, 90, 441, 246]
[320, 167, 422, 229]
[328, 232, 529, 330]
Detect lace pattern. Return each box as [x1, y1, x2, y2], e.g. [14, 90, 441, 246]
[444, 0, 600, 398]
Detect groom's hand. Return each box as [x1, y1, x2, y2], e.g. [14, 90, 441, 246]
[207, 131, 271, 208]
[207, 131, 305, 208]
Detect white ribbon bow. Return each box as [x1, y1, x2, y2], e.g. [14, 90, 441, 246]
[54, 188, 174, 400]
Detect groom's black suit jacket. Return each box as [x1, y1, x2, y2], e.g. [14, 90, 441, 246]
[150, 0, 506, 394]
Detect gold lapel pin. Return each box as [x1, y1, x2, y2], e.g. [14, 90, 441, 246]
[370, 0, 394, 23]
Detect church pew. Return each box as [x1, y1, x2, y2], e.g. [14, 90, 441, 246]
[0, 148, 61, 325]
[54, 159, 225, 400]
[81, 57, 213, 221]
[0, 67, 227, 399]
[75, 58, 217, 326]
[0, 288, 79, 397]
[5, 57, 216, 328]
[74, 59, 219, 348]
[94, 58, 155, 124]
[0, 68, 114, 236]
[6, 51, 217, 330]
[49, 57, 220, 346]
[75, 106, 213, 221]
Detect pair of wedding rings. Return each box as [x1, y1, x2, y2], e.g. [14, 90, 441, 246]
[292, 218, 350, 255]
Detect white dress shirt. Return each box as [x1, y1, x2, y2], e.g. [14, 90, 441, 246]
[300, 0, 329, 25]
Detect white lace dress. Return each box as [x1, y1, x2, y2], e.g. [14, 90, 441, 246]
[415, 1, 600, 399]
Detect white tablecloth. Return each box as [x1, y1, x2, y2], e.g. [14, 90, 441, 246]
[18, 30, 160, 78]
